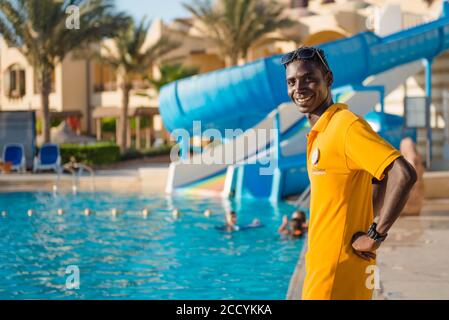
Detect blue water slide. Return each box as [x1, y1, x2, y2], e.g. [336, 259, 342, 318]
[160, 2, 449, 135]
[160, 1, 449, 201]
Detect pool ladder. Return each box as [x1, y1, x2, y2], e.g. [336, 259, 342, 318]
[54, 157, 95, 195]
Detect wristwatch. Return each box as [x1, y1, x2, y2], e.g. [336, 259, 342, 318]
[367, 223, 388, 244]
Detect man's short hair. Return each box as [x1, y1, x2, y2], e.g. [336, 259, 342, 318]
[281, 46, 331, 75]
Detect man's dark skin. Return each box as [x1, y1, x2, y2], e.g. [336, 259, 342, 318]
[286, 59, 418, 261]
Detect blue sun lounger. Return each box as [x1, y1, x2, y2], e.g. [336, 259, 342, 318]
[33, 144, 61, 173]
[2, 144, 26, 173]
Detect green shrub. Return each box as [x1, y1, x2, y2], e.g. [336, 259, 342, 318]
[120, 148, 142, 161]
[143, 144, 173, 157]
[51, 118, 62, 127]
[120, 144, 173, 161]
[101, 117, 116, 133]
[60, 143, 121, 165]
[36, 118, 42, 134]
[100, 117, 152, 133]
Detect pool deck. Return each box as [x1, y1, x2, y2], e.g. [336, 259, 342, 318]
[286, 199, 449, 300]
[0, 164, 169, 194]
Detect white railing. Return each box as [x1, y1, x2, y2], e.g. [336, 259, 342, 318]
[443, 91, 449, 142]
[54, 158, 95, 194]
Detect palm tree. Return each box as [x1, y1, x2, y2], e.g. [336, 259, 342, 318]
[0, 0, 128, 143]
[150, 63, 198, 92]
[183, 0, 293, 66]
[97, 17, 179, 153]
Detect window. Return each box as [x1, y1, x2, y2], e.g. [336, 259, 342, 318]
[4, 64, 26, 99]
[93, 63, 117, 92]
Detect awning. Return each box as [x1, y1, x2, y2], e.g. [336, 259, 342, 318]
[36, 110, 83, 119]
[92, 107, 159, 119]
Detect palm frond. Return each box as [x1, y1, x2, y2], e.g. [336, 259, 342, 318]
[149, 63, 198, 92]
[183, 0, 294, 65]
[89, 16, 179, 83]
[0, 0, 128, 67]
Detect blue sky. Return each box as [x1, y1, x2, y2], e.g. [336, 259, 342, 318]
[116, 0, 189, 22]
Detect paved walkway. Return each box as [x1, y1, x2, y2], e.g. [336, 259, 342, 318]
[376, 207, 449, 299]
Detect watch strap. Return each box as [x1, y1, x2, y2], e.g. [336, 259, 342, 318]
[367, 223, 388, 243]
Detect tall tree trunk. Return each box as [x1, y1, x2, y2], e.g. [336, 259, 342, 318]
[120, 82, 131, 153]
[85, 59, 93, 135]
[228, 53, 239, 67]
[40, 68, 52, 144]
[225, 49, 240, 67]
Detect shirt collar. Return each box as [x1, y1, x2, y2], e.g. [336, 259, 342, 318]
[310, 103, 348, 133]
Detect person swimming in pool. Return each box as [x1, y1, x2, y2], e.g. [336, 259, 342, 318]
[225, 211, 239, 232]
[221, 211, 262, 232]
[278, 210, 308, 238]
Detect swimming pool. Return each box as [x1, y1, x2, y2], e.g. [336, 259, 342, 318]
[0, 192, 304, 300]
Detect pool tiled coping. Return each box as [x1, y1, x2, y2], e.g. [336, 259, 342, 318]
[0, 166, 169, 194]
[1, 168, 448, 195]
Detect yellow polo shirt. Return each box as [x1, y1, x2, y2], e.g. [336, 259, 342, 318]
[302, 103, 402, 300]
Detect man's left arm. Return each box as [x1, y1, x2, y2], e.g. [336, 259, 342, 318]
[374, 157, 417, 234]
[345, 119, 418, 260]
[352, 157, 417, 260]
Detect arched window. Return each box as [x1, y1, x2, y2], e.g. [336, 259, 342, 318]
[4, 64, 26, 99]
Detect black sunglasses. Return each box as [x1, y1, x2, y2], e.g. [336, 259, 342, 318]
[281, 47, 330, 73]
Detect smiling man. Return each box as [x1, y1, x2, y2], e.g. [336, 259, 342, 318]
[282, 47, 418, 300]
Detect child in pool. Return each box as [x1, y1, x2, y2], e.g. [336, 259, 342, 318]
[278, 210, 308, 238]
[223, 211, 261, 232]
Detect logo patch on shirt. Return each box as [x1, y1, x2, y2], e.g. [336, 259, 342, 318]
[311, 169, 326, 176]
[311, 148, 320, 165]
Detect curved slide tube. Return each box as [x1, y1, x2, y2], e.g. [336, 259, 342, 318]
[160, 1, 449, 199]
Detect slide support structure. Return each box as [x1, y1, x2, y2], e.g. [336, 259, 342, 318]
[425, 58, 433, 167]
[352, 84, 386, 114]
[269, 110, 283, 203]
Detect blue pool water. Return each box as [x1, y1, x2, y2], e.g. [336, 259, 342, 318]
[0, 192, 304, 300]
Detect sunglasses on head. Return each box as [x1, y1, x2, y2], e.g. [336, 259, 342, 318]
[281, 47, 330, 73]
